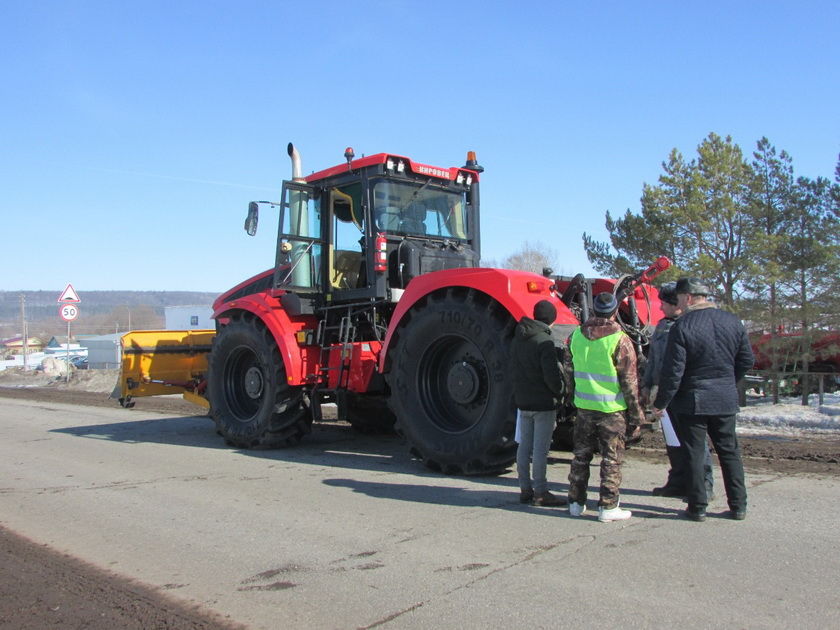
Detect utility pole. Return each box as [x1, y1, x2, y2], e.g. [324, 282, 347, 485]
[20, 294, 28, 370]
[117, 306, 132, 334]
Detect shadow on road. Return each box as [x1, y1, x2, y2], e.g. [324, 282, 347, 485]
[51, 415, 227, 449]
[321, 477, 678, 518]
[50, 415, 439, 477]
[51, 416, 672, 514]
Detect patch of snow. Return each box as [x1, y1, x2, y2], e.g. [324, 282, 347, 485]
[1, 353, 47, 371]
[737, 392, 840, 436]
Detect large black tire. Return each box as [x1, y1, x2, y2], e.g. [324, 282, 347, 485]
[208, 312, 311, 448]
[346, 393, 397, 434]
[551, 420, 575, 451]
[549, 404, 576, 450]
[385, 288, 517, 475]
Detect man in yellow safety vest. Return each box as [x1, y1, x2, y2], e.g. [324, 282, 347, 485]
[564, 292, 644, 522]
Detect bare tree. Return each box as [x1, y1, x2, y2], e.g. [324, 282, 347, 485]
[501, 241, 558, 274]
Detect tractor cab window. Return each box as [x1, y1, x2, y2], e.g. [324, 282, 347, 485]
[372, 180, 468, 240]
[276, 183, 323, 291]
[329, 183, 365, 290]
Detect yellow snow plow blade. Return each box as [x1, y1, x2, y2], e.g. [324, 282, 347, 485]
[118, 330, 215, 409]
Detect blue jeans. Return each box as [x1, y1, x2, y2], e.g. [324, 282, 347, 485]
[516, 409, 556, 495]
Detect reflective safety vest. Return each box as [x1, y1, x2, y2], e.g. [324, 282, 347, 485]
[570, 328, 627, 413]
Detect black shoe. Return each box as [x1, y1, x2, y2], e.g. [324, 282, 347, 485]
[729, 509, 746, 521]
[519, 489, 534, 504]
[652, 485, 686, 498]
[682, 491, 715, 504]
[684, 508, 707, 522]
[534, 491, 566, 507]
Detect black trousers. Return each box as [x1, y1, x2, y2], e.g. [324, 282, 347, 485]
[679, 413, 746, 512]
[666, 409, 714, 492]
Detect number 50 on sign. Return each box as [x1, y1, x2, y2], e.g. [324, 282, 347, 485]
[60, 304, 79, 321]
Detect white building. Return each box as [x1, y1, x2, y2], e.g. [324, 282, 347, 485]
[164, 305, 214, 330]
[81, 334, 122, 369]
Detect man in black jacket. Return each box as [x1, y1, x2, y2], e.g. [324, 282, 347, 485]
[642, 282, 714, 499]
[653, 278, 754, 522]
[511, 300, 566, 507]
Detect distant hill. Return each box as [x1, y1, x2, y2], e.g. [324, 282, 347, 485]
[0, 291, 220, 321]
[0, 290, 220, 339]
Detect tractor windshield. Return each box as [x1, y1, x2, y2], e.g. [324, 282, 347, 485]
[372, 180, 469, 240]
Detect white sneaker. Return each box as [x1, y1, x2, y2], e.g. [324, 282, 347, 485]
[568, 502, 587, 517]
[598, 505, 632, 522]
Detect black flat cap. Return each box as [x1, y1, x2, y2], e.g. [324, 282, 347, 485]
[675, 277, 711, 296]
[658, 281, 678, 305]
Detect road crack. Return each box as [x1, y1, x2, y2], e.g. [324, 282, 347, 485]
[359, 533, 597, 628]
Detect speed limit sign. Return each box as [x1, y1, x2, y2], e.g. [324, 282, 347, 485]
[59, 304, 79, 321]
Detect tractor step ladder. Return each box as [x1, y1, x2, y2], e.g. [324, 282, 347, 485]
[316, 312, 356, 390]
[312, 311, 356, 420]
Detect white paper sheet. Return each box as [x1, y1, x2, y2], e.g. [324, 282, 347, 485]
[514, 409, 522, 443]
[660, 410, 680, 447]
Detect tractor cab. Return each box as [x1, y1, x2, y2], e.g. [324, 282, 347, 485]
[247, 145, 482, 323]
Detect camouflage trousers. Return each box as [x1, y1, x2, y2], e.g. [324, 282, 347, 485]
[567, 409, 627, 508]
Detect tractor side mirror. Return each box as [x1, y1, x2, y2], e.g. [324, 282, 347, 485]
[244, 201, 259, 236]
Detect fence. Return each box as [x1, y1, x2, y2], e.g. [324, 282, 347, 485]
[740, 370, 839, 406]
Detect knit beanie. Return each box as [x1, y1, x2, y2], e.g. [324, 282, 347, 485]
[533, 300, 557, 325]
[593, 292, 618, 315]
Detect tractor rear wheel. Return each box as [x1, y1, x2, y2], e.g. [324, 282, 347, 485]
[208, 312, 311, 448]
[386, 288, 517, 475]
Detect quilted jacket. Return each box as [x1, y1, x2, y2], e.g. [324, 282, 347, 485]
[653, 302, 754, 416]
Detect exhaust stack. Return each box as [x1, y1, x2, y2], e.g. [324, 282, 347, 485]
[287, 143, 304, 182]
[284, 142, 312, 287]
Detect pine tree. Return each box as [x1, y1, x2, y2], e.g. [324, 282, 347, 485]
[583, 133, 753, 308]
[781, 175, 840, 402]
[743, 138, 796, 400]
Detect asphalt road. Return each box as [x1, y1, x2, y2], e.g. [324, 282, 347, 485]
[1, 396, 839, 629]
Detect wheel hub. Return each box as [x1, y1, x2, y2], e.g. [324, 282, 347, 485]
[244, 366, 264, 399]
[447, 360, 480, 404]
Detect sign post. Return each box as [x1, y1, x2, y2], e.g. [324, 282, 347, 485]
[58, 284, 81, 382]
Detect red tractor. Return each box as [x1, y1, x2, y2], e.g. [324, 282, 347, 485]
[119, 144, 668, 474]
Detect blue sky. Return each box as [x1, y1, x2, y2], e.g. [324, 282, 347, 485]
[2, 1, 838, 293]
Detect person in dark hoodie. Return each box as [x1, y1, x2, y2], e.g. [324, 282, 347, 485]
[564, 292, 644, 522]
[511, 300, 566, 507]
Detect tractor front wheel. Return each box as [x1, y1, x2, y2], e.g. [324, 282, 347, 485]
[386, 288, 517, 475]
